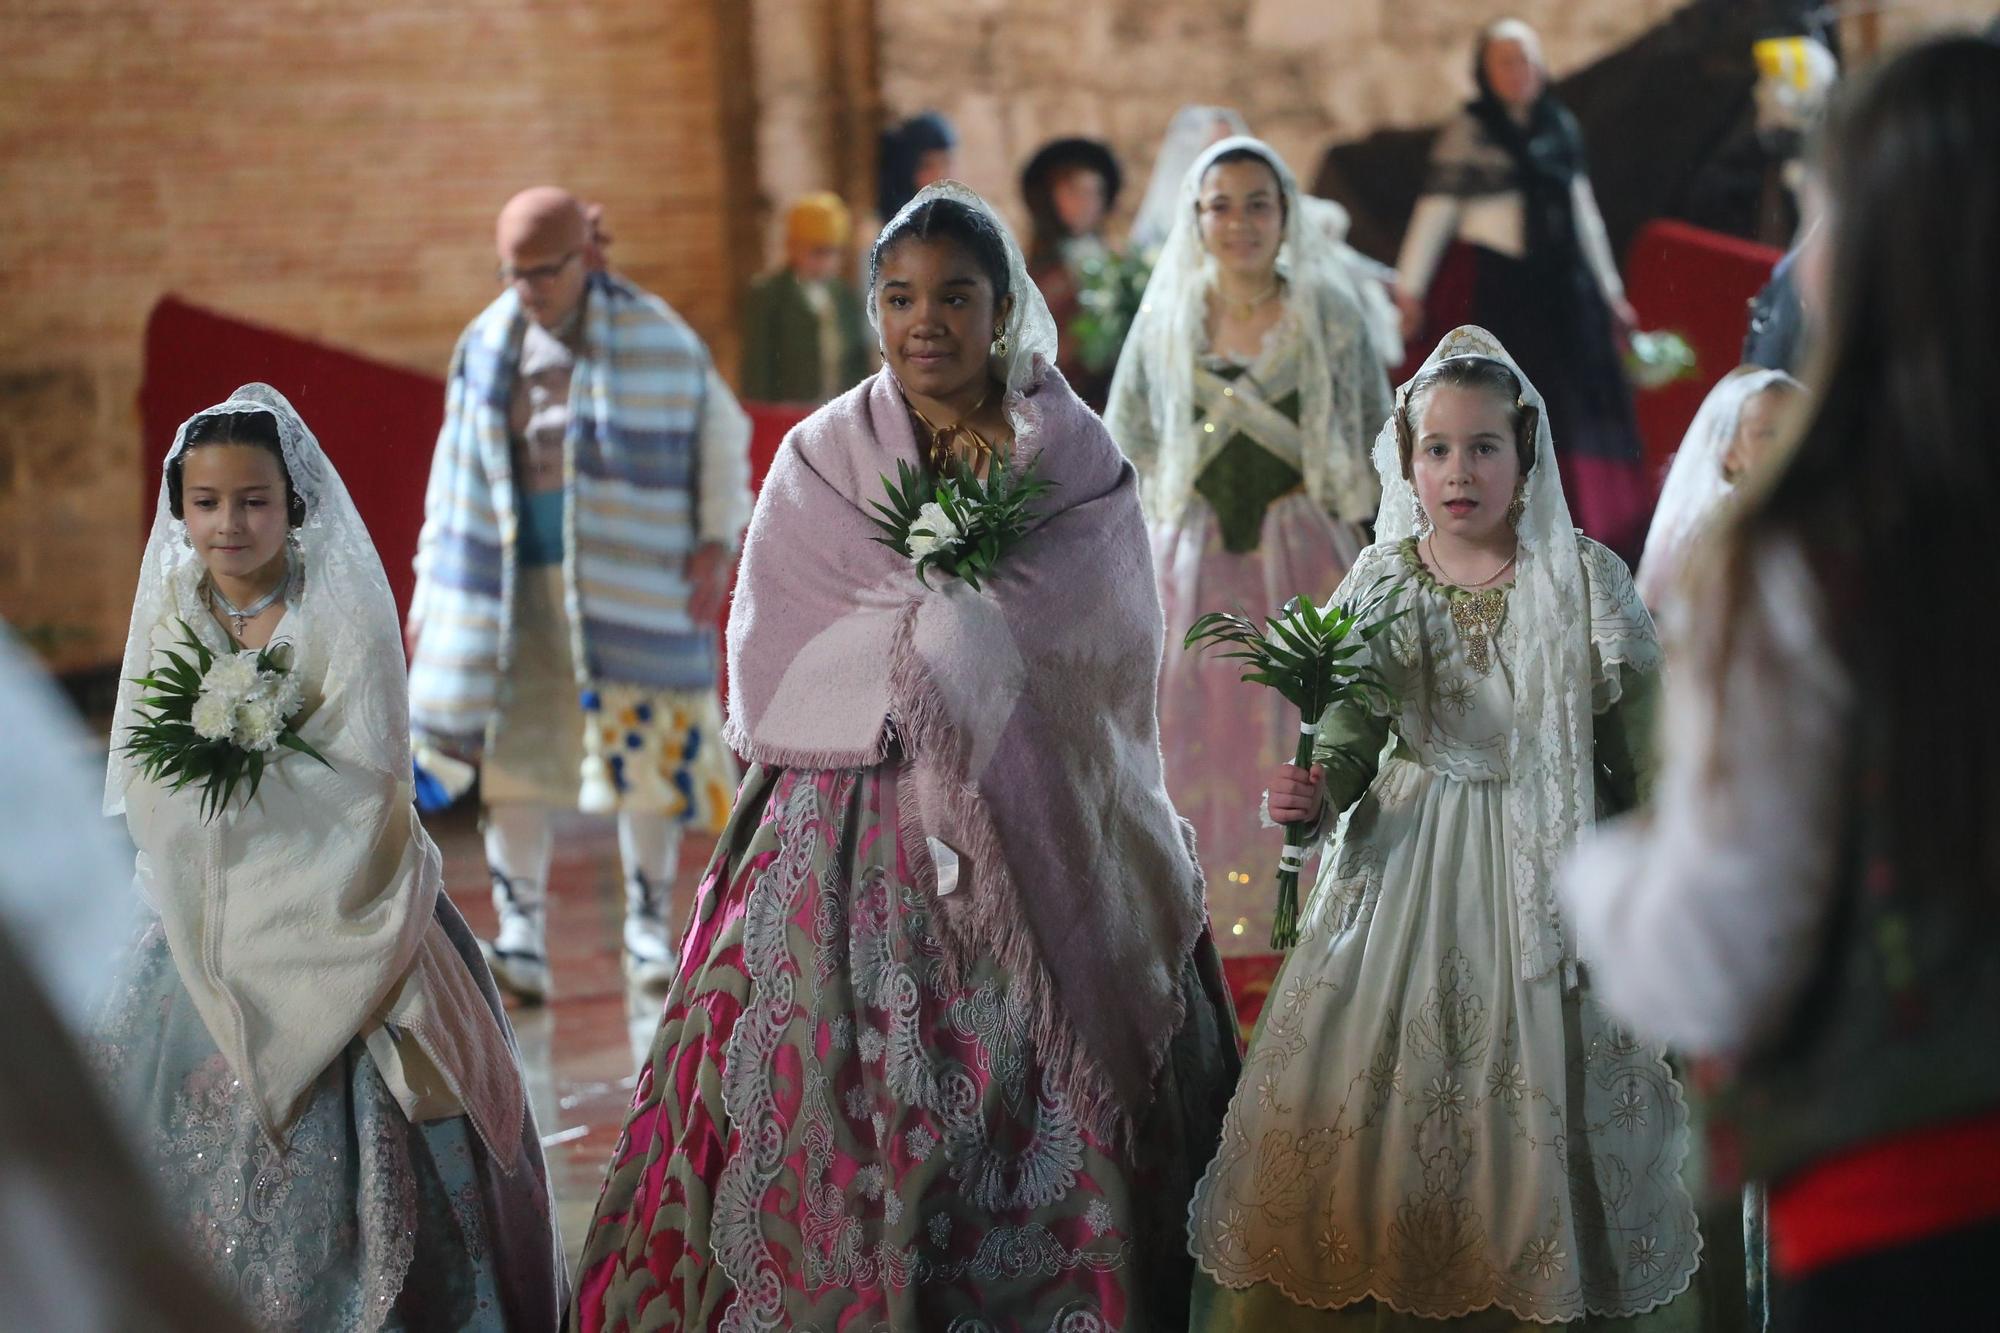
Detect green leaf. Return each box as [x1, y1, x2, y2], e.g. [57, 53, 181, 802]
[277, 730, 334, 769]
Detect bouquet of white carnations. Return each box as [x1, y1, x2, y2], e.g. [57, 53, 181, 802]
[121, 619, 329, 821]
[868, 458, 1055, 591]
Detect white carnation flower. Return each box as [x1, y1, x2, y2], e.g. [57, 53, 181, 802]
[908, 500, 963, 565]
[200, 653, 260, 705]
[256, 667, 305, 720]
[912, 501, 962, 545]
[190, 691, 236, 741]
[232, 698, 284, 753]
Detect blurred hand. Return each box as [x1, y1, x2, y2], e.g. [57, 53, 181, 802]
[1268, 762, 1325, 825]
[1612, 297, 1640, 342]
[1395, 288, 1425, 341]
[687, 541, 733, 624]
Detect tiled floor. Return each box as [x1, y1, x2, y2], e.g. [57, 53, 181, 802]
[424, 804, 717, 1272]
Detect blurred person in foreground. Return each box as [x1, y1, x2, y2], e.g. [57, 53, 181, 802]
[1563, 36, 2000, 1331]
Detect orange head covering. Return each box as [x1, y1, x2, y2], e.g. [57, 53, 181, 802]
[786, 193, 852, 250]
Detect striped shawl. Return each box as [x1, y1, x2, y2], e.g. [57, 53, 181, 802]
[409, 275, 715, 751]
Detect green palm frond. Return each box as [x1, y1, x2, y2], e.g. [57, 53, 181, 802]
[1184, 579, 1407, 947]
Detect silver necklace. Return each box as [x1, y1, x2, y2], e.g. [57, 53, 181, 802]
[210, 550, 292, 638]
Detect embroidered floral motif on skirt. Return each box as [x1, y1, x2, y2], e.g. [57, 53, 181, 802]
[573, 764, 1238, 1332]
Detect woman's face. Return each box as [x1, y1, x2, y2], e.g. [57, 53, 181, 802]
[1410, 384, 1524, 545]
[1482, 37, 1545, 109]
[181, 443, 292, 584]
[1052, 168, 1108, 237]
[1197, 158, 1284, 280]
[875, 235, 1011, 405]
[1723, 385, 1796, 483]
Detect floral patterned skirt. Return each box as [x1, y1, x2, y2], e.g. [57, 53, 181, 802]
[571, 763, 1241, 1332]
[89, 898, 564, 1333]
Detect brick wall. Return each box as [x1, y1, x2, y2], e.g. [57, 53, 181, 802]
[872, 0, 1693, 245]
[0, 0, 754, 672]
[749, 0, 880, 263]
[868, 0, 2000, 248]
[7, 0, 1993, 675]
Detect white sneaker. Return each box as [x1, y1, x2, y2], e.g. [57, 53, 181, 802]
[482, 869, 550, 1003]
[623, 871, 678, 991]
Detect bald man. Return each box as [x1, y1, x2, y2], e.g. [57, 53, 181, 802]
[408, 187, 752, 1001]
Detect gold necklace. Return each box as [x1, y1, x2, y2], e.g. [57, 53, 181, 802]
[908, 388, 995, 473]
[1228, 283, 1280, 319]
[1426, 535, 1517, 589]
[1427, 537, 1515, 676]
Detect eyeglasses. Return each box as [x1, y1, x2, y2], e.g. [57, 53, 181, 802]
[496, 251, 580, 287]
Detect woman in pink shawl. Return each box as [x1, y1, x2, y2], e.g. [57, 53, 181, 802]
[570, 183, 1239, 1333]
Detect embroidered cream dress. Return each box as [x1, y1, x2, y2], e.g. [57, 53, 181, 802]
[1189, 536, 1704, 1329]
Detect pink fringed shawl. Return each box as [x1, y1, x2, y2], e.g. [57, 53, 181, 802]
[724, 363, 1206, 1143]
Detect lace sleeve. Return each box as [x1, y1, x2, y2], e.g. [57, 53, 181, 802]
[1578, 537, 1661, 715]
[1103, 333, 1161, 509]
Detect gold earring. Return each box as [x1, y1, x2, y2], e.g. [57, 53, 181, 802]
[1411, 492, 1433, 537]
[992, 330, 1009, 360]
[1506, 485, 1526, 527]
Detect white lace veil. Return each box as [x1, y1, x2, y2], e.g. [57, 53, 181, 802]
[100, 384, 506, 1146]
[1636, 367, 1802, 607]
[1129, 105, 1251, 256]
[105, 383, 409, 816]
[867, 179, 1060, 397]
[1109, 135, 1380, 527]
[1374, 326, 1595, 982]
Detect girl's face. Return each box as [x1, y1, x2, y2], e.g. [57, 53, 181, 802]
[1411, 384, 1524, 544]
[181, 444, 291, 584]
[1197, 158, 1284, 280]
[1482, 37, 1545, 108]
[1723, 385, 1795, 482]
[1051, 168, 1109, 237]
[875, 235, 1011, 405]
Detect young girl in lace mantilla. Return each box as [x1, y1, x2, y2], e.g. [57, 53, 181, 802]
[97, 385, 563, 1331]
[1187, 328, 1718, 1331]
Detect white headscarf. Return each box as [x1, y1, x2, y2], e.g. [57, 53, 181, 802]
[1636, 367, 1803, 607]
[106, 383, 404, 814]
[1108, 135, 1383, 528]
[105, 384, 521, 1153]
[1129, 105, 1252, 256]
[1377, 327, 1655, 981]
[868, 179, 1060, 398]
